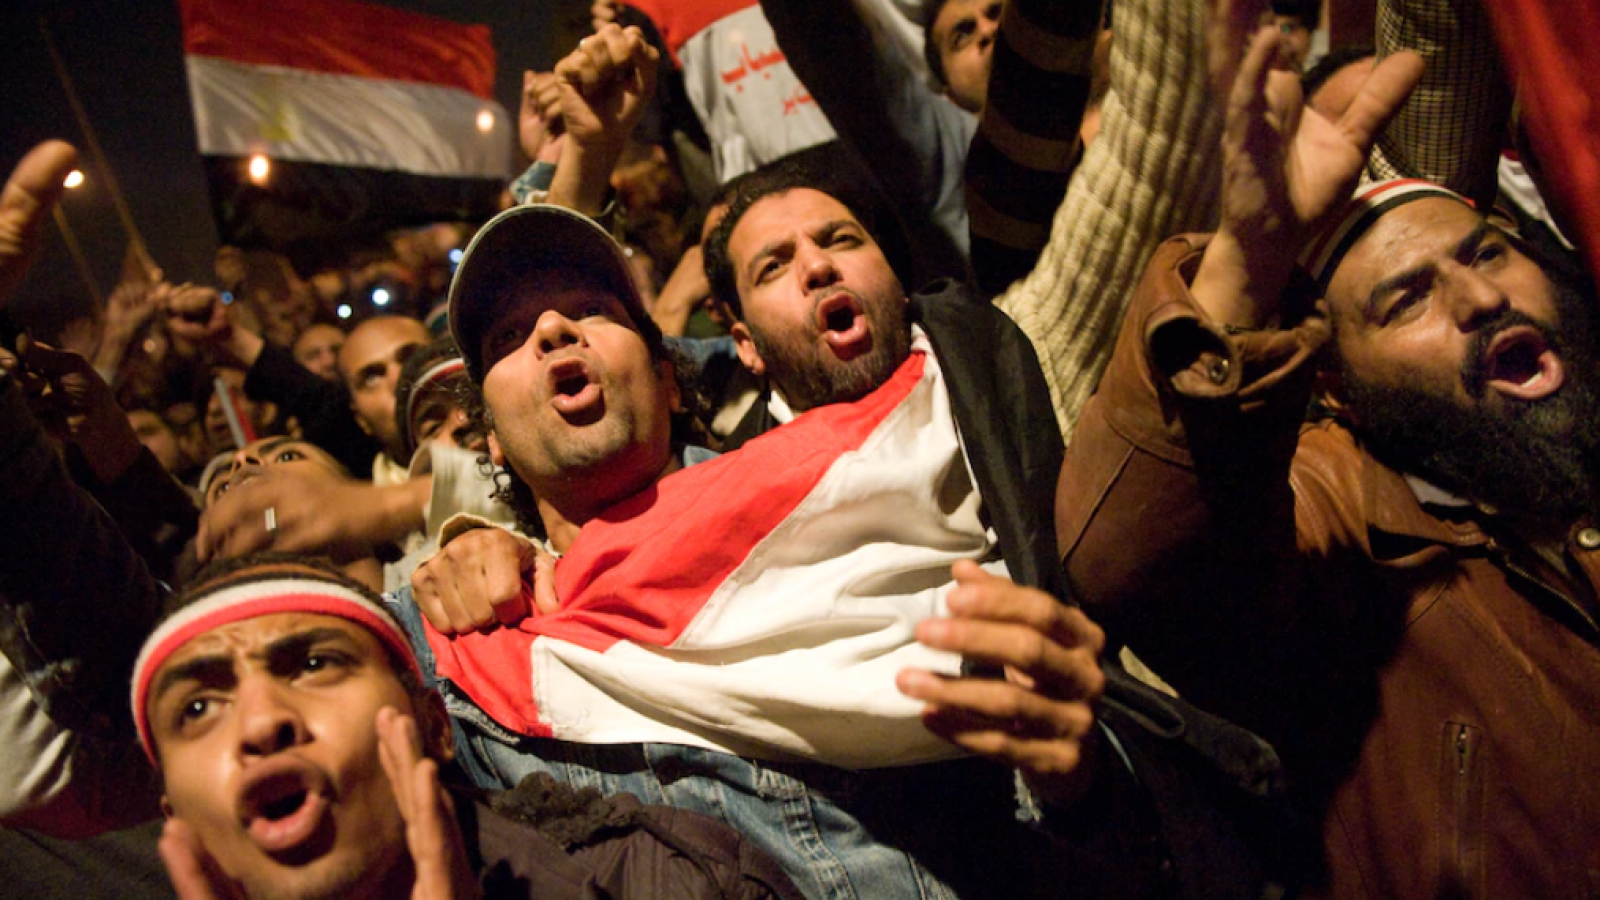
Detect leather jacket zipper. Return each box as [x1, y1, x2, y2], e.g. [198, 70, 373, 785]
[1439, 722, 1484, 895]
[1484, 538, 1600, 639]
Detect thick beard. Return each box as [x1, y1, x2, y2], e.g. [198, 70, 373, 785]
[750, 300, 912, 412]
[1344, 288, 1600, 520]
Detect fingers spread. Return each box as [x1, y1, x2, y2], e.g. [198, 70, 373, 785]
[1337, 50, 1425, 151]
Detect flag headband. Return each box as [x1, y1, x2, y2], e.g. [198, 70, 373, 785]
[1300, 179, 1476, 292]
[131, 576, 419, 764]
[403, 357, 467, 436]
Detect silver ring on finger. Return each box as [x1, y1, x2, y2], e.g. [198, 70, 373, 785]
[264, 506, 278, 534]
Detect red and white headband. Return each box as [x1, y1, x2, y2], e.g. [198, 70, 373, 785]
[130, 577, 419, 763]
[1300, 179, 1476, 291]
[404, 358, 466, 434]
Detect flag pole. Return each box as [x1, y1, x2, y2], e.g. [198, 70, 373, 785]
[39, 14, 156, 285]
[51, 206, 104, 308]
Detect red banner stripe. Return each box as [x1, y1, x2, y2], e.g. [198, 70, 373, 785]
[625, 0, 757, 55]
[426, 351, 929, 737]
[179, 0, 495, 99]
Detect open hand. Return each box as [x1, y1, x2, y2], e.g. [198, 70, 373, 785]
[1193, 0, 1423, 325]
[377, 707, 481, 900]
[897, 561, 1107, 807]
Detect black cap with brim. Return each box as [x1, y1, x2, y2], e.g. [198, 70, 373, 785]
[448, 204, 646, 384]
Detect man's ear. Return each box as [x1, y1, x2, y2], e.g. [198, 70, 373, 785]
[657, 359, 684, 413]
[416, 690, 455, 764]
[1313, 367, 1357, 425]
[730, 322, 766, 376]
[486, 430, 505, 467]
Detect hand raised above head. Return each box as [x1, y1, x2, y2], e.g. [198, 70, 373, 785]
[520, 70, 566, 163]
[1193, 0, 1424, 327]
[554, 23, 660, 153]
[17, 336, 143, 484]
[0, 141, 78, 305]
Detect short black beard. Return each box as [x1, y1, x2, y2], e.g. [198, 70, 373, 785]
[751, 301, 912, 413]
[1345, 283, 1600, 520]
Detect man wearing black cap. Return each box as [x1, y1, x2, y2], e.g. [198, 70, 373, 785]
[1059, 15, 1600, 898]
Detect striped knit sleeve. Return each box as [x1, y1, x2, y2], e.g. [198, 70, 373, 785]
[965, 0, 1103, 298]
[995, 0, 1223, 441]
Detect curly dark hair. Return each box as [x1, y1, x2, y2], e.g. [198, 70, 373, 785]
[702, 155, 892, 320]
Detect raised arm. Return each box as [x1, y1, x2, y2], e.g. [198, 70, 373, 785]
[0, 142, 165, 835]
[761, 0, 975, 283]
[965, 0, 1105, 296]
[546, 23, 660, 218]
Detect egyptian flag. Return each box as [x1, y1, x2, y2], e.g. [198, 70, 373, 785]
[423, 335, 1003, 769]
[180, 0, 511, 255]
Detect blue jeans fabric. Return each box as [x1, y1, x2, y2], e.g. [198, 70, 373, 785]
[466, 732, 963, 900]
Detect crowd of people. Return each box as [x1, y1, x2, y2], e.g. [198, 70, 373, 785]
[1, 0, 1596, 897]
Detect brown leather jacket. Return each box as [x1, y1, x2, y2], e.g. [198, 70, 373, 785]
[1057, 235, 1600, 899]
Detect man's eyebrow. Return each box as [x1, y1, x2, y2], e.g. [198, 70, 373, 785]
[254, 437, 295, 456]
[152, 655, 234, 706]
[1363, 222, 1493, 318]
[261, 627, 363, 670]
[745, 234, 794, 282]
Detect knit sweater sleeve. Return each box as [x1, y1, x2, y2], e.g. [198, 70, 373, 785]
[994, 0, 1222, 441]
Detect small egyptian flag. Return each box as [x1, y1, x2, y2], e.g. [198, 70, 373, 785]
[180, 0, 512, 255]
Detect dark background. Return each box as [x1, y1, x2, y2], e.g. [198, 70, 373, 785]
[1, 0, 590, 336]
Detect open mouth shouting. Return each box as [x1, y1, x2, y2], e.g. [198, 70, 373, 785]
[546, 356, 603, 416]
[239, 760, 333, 859]
[1481, 325, 1565, 402]
[814, 291, 872, 359]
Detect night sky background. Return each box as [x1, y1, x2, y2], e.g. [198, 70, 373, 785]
[2, 0, 588, 336]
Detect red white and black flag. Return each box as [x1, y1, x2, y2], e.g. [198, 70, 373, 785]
[180, 0, 511, 255]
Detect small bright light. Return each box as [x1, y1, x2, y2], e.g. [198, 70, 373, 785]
[247, 155, 270, 185]
[371, 287, 391, 307]
[336, 303, 353, 320]
[448, 249, 463, 264]
[62, 170, 84, 189]
[476, 109, 495, 133]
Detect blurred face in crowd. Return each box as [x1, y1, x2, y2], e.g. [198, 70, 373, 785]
[338, 317, 431, 457]
[726, 188, 910, 413]
[294, 324, 346, 382]
[128, 409, 188, 475]
[931, 0, 1001, 113]
[205, 367, 278, 455]
[479, 270, 678, 517]
[165, 402, 208, 469]
[147, 607, 446, 900]
[406, 377, 485, 457]
[206, 437, 349, 508]
[1325, 198, 1600, 517]
[1262, 12, 1314, 70]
